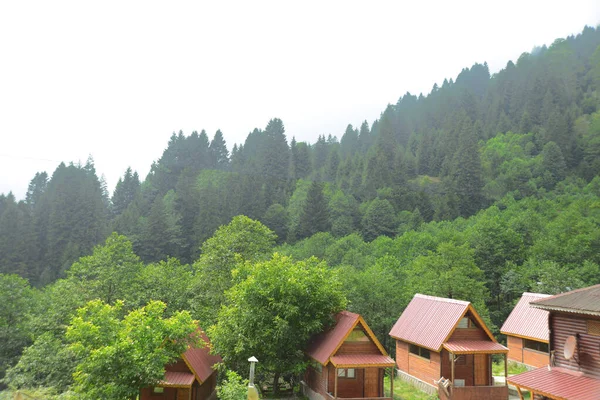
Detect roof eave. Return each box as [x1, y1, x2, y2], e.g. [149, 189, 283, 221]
[530, 303, 600, 317]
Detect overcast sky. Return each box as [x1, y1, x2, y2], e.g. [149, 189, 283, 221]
[1, 1, 599, 200]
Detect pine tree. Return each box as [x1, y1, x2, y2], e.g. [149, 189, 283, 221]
[209, 130, 229, 170]
[297, 181, 330, 240]
[453, 117, 483, 217]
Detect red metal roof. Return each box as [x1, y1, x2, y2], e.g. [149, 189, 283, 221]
[307, 311, 360, 365]
[183, 330, 222, 383]
[500, 292, 550, 342]
[160, 371, 195, 387]
[330, 354, 395, 367]
[508, 367, 600, 400]
[389, 294, 474, 351]
[443, 340, 507, 354]
[531, 284, 600, 317]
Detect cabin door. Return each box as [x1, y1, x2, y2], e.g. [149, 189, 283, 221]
[364, 368, 380, 397]
[474, 354, 488, 386]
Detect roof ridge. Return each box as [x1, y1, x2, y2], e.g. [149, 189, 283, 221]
[414, 293, 470, 306]
[531, 283, 600, 304]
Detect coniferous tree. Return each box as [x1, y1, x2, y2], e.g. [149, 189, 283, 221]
[297, 181, 330, 240]
[209, 130, 230, 170]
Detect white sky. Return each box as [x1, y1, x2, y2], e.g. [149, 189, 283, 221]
[1, 1, 599, 200]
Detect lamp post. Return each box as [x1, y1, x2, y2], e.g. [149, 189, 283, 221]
[248, 356, 259, 400]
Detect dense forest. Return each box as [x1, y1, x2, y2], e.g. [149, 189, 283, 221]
[1, 25, 600, 398]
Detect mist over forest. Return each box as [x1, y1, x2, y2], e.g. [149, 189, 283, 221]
[1, 25, 600, 399]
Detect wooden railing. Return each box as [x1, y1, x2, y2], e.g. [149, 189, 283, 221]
[325, 395, 392, 400]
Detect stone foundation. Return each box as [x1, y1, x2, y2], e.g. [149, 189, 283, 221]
[395, 369, 438, 395]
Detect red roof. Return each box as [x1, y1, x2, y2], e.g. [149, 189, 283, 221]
[183, 330, 222, 383]
[161, 371, 195, 387]
[389, 294, 494, 351]
[500, 292, 550, 342]
[330, 354, 395, 367]
[443, 340, 507, 354]
[531, 284, 600, 317]
[508, 367, 600, 400]
[307, 311, 361, 365]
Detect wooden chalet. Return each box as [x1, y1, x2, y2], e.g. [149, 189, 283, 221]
[302, 311, 396, 400]
[508, 284, 600, 400]
[500, 292, 550, 368]
[140, 330, 221, 400]
[389, 294, 509, 400]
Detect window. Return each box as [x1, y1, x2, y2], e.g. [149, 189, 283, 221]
[153, 387, 164, 394]
[312, 361, 322, 373]
[454, 379, 465, 387]
[588, 320, 600, 336]
[523, 339, 549, 353]
[337, 368, 355, 378]
[409, 344, 431, 360]
[346, 329, 369, 342]
[457, 317, 474, 329]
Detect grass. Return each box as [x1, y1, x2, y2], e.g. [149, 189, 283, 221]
[491, 360, 529, 376]
[383, 376, 439, 400]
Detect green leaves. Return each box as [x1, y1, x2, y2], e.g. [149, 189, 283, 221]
[66, 300, 198, 400]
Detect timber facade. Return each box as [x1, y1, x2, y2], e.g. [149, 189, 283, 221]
[390, 294, 509, 400]
[303, 311, 395, 400]
[508, 284, 600, 400]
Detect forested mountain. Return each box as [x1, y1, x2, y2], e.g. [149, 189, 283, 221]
[2, 25, 600, 397]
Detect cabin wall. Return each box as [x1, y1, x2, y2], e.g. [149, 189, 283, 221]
[305, 364, 328, 397]
[396, 340, 409, 372]
[196, 372, 217, 400]
[337, 338, 380, 355]
[507, 336, 523, 363]
[551, 312, 600, 378]
[166, 359, 190, 373]
[449, 327, 488, 341]
[522, 347, 548, 368]
[140, 387, 178, 400]
[440, 351, 475, 386]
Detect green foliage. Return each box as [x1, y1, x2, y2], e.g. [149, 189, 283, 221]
[190, 216, 276, 326]
[297, 181, 331, 240]
[361, 198, 397, 241]
[66, 300, 199, 400]
[210, 253, 346, 394]
[216, 370, 249, 400]
[0, 274, 34, 388]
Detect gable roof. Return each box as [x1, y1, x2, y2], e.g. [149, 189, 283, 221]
[306, 310, 388, 365]
[182, 329, 222, 384]
[389, 294, 496, 352]
[530, 284, 600, 317]
[500, 292, 550, 342]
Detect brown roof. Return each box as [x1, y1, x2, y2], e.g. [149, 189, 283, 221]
[500, 292, 550, 342]
[330, 354, 395, 368]
[508, 367, 600, 400]
[183, 330, 222, 384]
[389, 294, 495, 352]
[160, 371, 195, 387]
[306, 311, 388, 365]
[443, 340, 507, 354]
[530, 284, 600, 316]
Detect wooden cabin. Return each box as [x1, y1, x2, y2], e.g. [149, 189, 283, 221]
[140, 330, 221, 400]
[508, 284, 600, 400]
[500, 292, 550, 368]
[389, 294, 509, 400]
[302, 311, 396, 400]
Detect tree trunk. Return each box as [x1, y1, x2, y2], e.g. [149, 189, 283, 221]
[273, 371, 280, 395]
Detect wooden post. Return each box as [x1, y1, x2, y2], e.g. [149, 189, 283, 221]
[516, 386, 524, 400]
[451, 352, 455, 385]
[334, 368, 338, 400]
[390, 366, 394, 399]
[504, 354, 508, 386]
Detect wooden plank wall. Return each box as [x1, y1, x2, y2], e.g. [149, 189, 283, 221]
[408, 351, 440, 386]
[522, 348, 548, 368]
[395, 340, 409, 372]
[449, 327, 489, 341]
[552, 313, 600, 378]
[140, 387, 177, 400]
[364, 367, 380, 397]
[507, 335, 523, 363]
[337, 339, 380, 355]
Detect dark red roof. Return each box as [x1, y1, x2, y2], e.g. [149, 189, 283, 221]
[500, 292, 550, 342]
[183, 330, 222, 383]
[390, 294, 494, 351]
[531, 284, 600, 316]
[330, 354, 395, 367]
[508, 367, 600, 400]
[160, 371, 195, 387]
[443, 340, 507, 354]
[307, 311, 360, 365]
